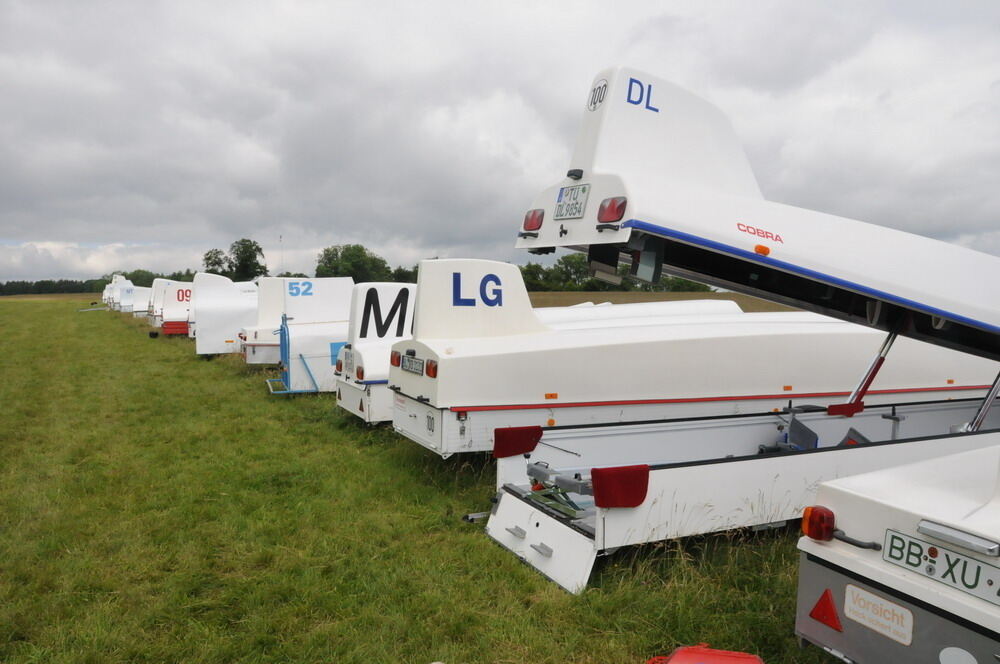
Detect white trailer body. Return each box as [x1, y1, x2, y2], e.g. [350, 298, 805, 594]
[117, 280, 137, 312]
[243, 277, 355, 365]
[130, 287, 152, 318]
[189, 273, 259, 355]
[148, 278, 178, 328]
[161, 282, 193, 336]
[343, 281, 731, 425]
[795, 440, 1000, 659]
[486, 67, 1000, 593]
[107, 275, 130, 311]
[391, 259, 994, 458]
[265, 277, 355, 394]
[335, 282, 417, 423]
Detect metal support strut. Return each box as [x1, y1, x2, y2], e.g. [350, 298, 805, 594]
[963, 370, 1000, 433]
[828, 330, 898, 418]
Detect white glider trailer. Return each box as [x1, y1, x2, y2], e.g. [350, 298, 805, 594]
[147, 278, 177, 328]
[336, 282, 417, 423]
[242, 277, 352, 365]
[189, 273, 259, 355]
[795, 443, 1000, 661]
[264, 277, 355, 395]
[106, 275, 131, 311]
[391, 259, 993, 465]
[122, 285, 152, 317]
[484, 67, 1000, 593]
[160, 282, 194, 336]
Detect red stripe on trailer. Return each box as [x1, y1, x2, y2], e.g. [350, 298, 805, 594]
[449, 384, 990, 412]
[161, 321, 189, 335]
[592, 464, 649, 508]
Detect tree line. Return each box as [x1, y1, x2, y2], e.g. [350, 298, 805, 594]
[1, 239, 708, 295]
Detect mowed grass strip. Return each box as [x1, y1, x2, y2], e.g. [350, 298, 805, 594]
[0, 297, 825, 664]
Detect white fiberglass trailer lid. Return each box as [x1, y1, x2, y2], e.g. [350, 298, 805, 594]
[148, 278, 177, 328]
[130, 287, 152, 318]
[391, 259, 995, 460]
[346, 279, 735, 425]
[161, 282, 193, 336]
[486, 68, 1000, 593]
[243, 277, 355, 365]
[117, 280, 137, 312]
[107, 275, 130, 311]
[336, 282, 416, 423]
[266, 277, 355, 394]
[795, 440, 1000, 659]
[191, 273, 259, 355]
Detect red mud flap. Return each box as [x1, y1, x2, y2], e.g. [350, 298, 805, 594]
[647, 643, 765, 663]
[162, 321, 189, 336]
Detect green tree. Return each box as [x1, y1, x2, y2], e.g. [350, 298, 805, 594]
[519, 263, 551, 291]
[275, 271, 309, 278]
[202, 248, 228, 275]
[315, 244, 392, 282]
[123, 269, 157, 287]
[390, 265, 418, 283]
[227, 239, 268, 281]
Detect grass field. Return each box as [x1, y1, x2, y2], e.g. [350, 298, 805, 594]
[0, 295, 825, 664]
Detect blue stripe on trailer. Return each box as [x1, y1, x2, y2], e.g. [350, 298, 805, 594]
[622, 218, 1000, 336]
[359, 379, 389, 385]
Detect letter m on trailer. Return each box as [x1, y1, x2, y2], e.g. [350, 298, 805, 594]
[360, 287, 411, 339]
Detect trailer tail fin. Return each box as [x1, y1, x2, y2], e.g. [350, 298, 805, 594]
[573, 66, 761, 200]
[412, 259, 546, 339]
[347, 282, 417, 344]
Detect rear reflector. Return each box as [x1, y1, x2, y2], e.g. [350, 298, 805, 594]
[523, 209, 544, 231]
[425, 360, 438, 378]
[390, 350, 401, 367]
[592, 464, 649, 508]
[808, 589, 844, 632]
[492, 426, 543, 458]
[335, 359, 343, 373]
[355, 365, 365, 381]
[802, 505, 836, 541]
[597, 196, 627, 223]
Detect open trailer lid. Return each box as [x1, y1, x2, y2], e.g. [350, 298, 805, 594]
[516, 67, 1000, 362]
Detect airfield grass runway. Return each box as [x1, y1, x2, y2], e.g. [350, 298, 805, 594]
[0, 294, 824, 664]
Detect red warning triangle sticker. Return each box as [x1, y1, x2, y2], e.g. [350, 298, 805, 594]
[359, 399, 364, 412]
[809, 589, 843, 632]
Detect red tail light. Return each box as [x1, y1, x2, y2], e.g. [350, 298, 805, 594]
[390, 350, 401, 367]
[335, 359, 343, 372]
[597, 196, 627, 223]
[802, 505, 836, 541]
[523, 209, 544, 231]
[592, 464, 649, 508]
[355, 365, 365, 380]
[425, 360, 438, 378]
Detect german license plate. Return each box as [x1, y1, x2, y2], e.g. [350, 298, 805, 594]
[401, 355, 424, 375]
[344, 350, 354, 372]
[554, 184, 590, 220]
[883, 530, 1000, 607]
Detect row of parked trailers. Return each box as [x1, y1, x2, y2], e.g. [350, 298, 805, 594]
[102, 67, 999, 662]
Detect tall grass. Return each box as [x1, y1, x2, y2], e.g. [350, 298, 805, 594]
[0, 297, 824, 663]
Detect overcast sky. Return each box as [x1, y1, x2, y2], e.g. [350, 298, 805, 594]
[1, 0, 998, 280]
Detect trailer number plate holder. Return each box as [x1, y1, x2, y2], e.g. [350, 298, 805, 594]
[883, 529, 1000, 607]
[554, 184, 590, 220]
[401, 356, 424, 375]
